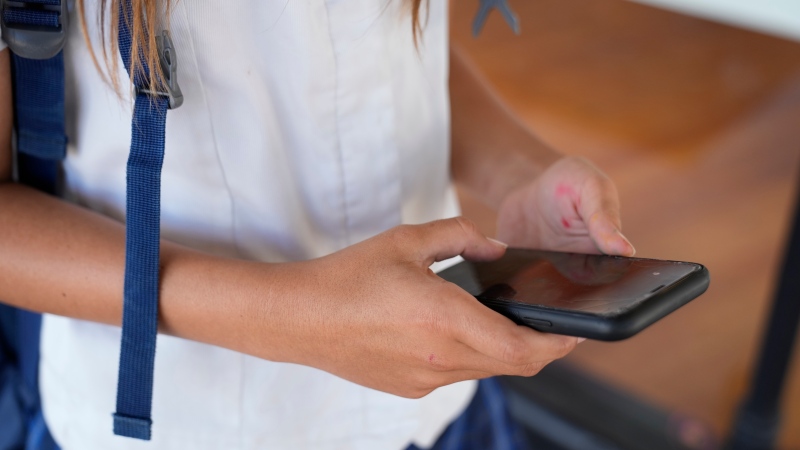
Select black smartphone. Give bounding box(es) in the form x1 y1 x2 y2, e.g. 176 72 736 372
437 249 710 341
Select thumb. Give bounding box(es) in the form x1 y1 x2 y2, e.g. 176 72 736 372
413 217 507 267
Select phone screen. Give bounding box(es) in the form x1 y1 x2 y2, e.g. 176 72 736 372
439 249 702 317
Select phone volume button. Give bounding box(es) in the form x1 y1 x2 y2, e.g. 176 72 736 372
524 318 553 327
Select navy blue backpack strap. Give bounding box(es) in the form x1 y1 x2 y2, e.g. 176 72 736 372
2 0 68 194
11 51 66 195
0 1 68 449
112 0 182 440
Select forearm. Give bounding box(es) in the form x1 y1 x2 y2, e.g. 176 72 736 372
0 47 297 362
449 45 561 208
0 183 295 361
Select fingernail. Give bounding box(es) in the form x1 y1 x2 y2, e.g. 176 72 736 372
615 230 636 256
488 238 508 248
577 337 587 343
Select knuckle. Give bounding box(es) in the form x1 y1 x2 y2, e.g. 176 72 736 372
453 216 480 238
417 299 451 335
409 373 440 397
419 313 443 337
500 338 528 366
390 225 420 251
411 387 434 399
427 355 455 372
519 361 545 377
399 386 428 399
391 224 417 242
553 338 578 358
428 285 466 331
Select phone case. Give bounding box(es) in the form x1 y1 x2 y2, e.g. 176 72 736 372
474 265 710 341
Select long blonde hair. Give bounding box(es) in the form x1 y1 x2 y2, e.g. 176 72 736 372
77 0 428 96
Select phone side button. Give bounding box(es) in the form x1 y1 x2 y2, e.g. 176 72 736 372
524 318 552 327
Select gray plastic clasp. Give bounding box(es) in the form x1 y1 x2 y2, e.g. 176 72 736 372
1 0 69 60
137 30 183 109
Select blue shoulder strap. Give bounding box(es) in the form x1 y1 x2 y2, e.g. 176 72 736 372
112 0 181 441
12 51 66 194
2 0 68 193
472 0 520 37
1 1 67 449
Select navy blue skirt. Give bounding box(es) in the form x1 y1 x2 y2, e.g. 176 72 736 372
407 378 529 450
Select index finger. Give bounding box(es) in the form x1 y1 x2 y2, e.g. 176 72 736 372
412 217 507 266
578 177 635 257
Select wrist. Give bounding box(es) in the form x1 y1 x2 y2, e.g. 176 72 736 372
156 246 300 362
231 259 315 363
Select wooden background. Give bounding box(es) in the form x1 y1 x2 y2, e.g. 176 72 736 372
450 0 800 447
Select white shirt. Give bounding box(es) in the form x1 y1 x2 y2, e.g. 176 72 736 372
29 0 477 449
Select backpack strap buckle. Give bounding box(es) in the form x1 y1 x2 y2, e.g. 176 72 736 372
1 0 69 60
135 30 183 110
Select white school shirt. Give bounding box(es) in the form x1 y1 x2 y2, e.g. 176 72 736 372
24 0 477 449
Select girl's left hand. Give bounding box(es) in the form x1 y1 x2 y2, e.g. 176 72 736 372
496 156 635 256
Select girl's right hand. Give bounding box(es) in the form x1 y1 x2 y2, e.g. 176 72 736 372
251 217 580 398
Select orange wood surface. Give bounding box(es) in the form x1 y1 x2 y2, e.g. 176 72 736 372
451 0 800 447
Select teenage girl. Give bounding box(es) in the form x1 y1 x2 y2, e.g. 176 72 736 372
0 0 635 448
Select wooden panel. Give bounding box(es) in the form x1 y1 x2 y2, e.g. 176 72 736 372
451 0 800 447
451 0 800 150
